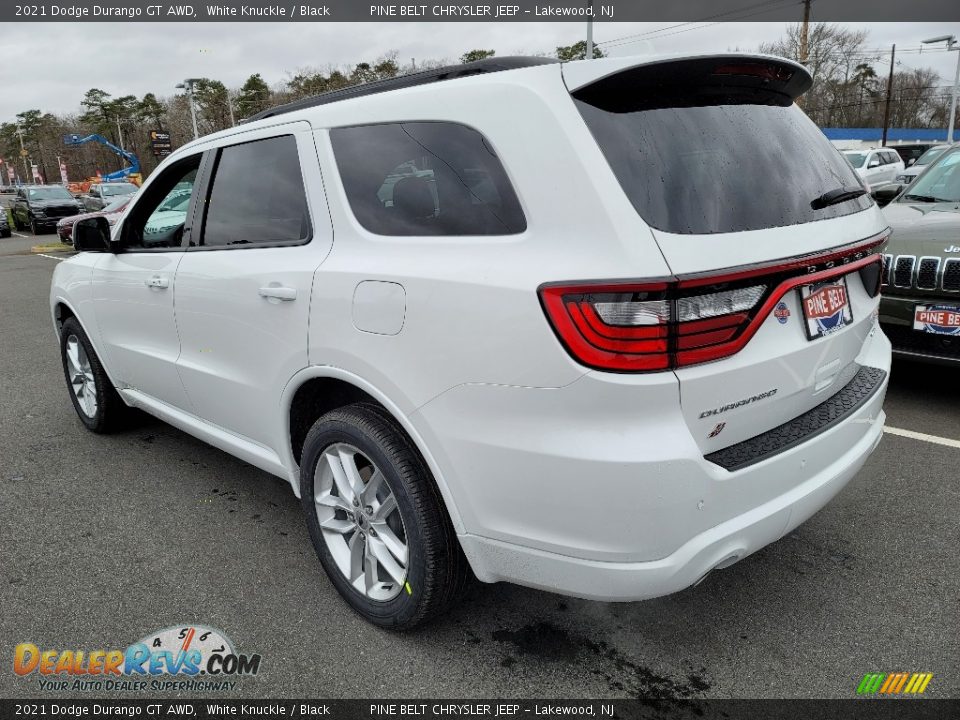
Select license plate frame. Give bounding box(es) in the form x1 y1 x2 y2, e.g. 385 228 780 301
799 276 853 340
913 304 960 335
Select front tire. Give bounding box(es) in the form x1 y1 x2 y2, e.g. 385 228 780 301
60 317 127 433
300 403 470 629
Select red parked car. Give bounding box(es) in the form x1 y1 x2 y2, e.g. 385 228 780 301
57 195 135 244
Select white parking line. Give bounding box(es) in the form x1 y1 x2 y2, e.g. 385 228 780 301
12 232 29 238
884 426 960 450
35 253 66 261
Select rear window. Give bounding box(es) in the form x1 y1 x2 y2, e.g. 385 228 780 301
573 60 871 235
330 121 526 236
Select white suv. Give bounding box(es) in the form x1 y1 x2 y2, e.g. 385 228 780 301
51 54 891 628
843 147 906 190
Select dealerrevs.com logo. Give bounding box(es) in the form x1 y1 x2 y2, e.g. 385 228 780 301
13 625 261 692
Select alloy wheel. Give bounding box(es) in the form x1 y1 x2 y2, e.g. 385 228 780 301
313 443 409 601
65 335 98 418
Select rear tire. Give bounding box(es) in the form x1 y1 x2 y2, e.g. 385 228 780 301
60 317 127 433
300 403 471 629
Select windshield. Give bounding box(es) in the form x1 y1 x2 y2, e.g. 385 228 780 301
915 146 947 167
101 183 137 197
574 74 868 234
103 197 133 213
843 152 868 169
901 148 960 203
27 187 74 201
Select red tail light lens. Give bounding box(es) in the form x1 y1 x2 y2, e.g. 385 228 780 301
539 236 887 373
540 283 765 372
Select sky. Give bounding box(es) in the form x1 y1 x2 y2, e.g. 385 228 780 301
0 21 958 121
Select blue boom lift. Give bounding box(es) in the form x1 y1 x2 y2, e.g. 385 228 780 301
63 133 140 181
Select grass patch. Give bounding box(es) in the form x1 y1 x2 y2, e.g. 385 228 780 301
31 242 73 253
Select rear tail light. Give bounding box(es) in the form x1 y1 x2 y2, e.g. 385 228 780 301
540 283 766 372
539 235 887 373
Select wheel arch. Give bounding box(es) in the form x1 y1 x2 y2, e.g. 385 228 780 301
53 297 121 390
281 367 465 533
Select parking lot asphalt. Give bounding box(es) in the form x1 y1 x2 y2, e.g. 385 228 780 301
0 248 957 700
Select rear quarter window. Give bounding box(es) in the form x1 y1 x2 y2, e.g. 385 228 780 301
330 121 526 236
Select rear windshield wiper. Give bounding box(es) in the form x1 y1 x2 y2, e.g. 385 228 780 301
811 186 867 210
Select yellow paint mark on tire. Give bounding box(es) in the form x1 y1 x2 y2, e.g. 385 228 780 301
405 581 412 596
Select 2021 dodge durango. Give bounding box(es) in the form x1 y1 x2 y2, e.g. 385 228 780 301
51 54 892 628
880 145 960 365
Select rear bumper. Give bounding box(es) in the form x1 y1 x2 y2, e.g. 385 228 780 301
415 327 890 601
460 390 884 601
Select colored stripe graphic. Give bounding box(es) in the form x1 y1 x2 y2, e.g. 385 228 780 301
857 673 932 695
857 674 886 694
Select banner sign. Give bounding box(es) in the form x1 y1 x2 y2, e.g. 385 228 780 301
150 130 172 157
2 0 957 22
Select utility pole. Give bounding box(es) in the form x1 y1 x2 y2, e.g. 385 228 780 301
586 0 594 60
799 0 811 65
115 116 125 152
15 123 29 180
881 44 896 147
227 93 236 127
795 0 811 108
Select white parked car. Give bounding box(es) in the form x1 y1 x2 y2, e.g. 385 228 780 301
843 148 905 189
895 144 951 185
51 54 891 628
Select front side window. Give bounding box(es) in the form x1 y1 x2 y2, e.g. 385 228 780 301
201 135 310 248
330 121 526 236
121 156 200 250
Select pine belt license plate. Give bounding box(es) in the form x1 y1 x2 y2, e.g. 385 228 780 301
913 305 960 335
800 277 852 340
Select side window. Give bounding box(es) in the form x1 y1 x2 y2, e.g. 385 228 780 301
330 121 526 236
200 135 310 248
121 156 200 251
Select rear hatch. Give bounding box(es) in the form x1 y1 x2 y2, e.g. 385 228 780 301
561 55 889 456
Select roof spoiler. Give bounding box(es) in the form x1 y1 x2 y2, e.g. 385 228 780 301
564 54 813 107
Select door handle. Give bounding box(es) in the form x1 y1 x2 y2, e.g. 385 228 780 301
259 286 297 302
145 275 169 289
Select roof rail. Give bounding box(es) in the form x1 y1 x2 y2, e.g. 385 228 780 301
244 56 559 123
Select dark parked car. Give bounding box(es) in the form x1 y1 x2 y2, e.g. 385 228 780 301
880 145 960 365
0 208 10 238
80 181 138 211
57 195 134 244
11 185 85 235
891 143 936 167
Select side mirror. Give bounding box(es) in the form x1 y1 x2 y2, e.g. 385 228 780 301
73 216 114 252
868 159 881 168
870 183 905 207
907 158 916 167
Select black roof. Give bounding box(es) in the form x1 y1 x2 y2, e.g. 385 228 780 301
244 56 559 123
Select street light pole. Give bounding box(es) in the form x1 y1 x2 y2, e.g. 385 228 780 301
585 0 594 60
923 35 959 144
176 79 201 140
